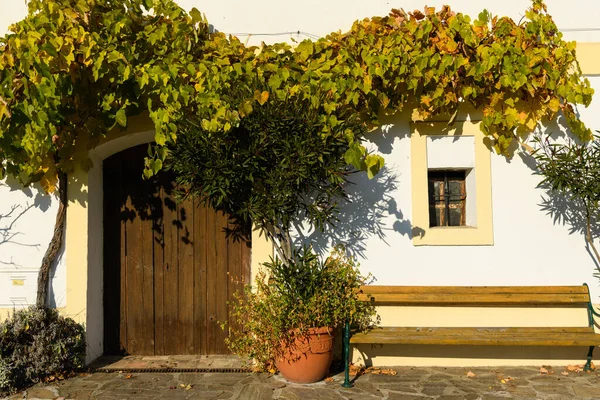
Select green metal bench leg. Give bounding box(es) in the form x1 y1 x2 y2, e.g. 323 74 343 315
584 346 595 372
342 321 352 388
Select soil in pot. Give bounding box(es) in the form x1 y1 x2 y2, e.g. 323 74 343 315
275 327 334 383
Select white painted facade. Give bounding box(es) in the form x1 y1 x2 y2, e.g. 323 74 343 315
1 0 600 362
2 1 600 43
0 182 65 310
298 86 600 298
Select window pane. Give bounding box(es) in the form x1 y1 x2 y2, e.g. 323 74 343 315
448 180 462 198
449 207 463 226
429 207 441 227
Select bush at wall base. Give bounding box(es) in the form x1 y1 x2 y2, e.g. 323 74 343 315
0 307 86 395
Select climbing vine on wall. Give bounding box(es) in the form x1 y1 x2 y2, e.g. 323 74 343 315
0 0 594 189
0 0 594 305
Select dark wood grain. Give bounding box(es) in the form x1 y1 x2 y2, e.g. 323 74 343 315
179 195 195 354
103 144 250 355
194 199 208 355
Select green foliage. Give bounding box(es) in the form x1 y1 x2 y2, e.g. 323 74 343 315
168 92 364 238
0 307 86 394
535 134 600 207
534 133 600 266
0 0 209 190
224 246 378 371
0 0 593 192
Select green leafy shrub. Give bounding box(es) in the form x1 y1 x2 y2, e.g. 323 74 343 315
0 307 86 394
534 133 600 270
224 246 378 371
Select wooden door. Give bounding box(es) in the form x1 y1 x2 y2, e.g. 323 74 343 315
103 144 250 355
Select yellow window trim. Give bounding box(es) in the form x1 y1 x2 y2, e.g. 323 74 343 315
411 121 493 246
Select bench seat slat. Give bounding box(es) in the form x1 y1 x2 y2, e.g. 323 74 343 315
350 327 600 346
354 327 594 334
357 293 591 305
359 286 590 295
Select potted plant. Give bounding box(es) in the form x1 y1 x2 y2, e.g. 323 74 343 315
224 245 378 383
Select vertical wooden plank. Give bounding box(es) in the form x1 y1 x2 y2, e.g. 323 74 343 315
215 211 230 354
153 182 165 355
125 172 145 355
243 233 252 286
194 198 208 355
162 180 179 355
119 157 129 354
225 219 240 348
140 185 155 355
206 206 218 354
178 193 195 354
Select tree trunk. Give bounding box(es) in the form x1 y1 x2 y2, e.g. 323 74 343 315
36 172 68 308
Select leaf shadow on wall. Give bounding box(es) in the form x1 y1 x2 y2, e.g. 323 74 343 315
521 114 600 271
0 179 49 267
538 190 600 272
293 165 425 259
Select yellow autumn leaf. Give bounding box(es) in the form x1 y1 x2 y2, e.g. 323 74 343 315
254 90 269 105
421 95 432 107
39 157 58 193
548 97 561 113
40 173 58 194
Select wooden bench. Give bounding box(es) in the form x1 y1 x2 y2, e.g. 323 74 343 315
341 284 600 387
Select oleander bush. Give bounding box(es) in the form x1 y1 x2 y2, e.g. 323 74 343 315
0 307 86 394
224 246 378 371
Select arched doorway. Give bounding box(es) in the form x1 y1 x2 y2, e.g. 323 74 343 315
102 144 250 355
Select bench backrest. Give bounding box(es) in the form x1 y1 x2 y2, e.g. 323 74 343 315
358 285 592 307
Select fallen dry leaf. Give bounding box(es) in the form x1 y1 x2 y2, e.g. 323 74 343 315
500 379 506 384
184 384 193 391
125 374 133 379
359 366 398 376
367 367 382 374
466 371 476 378
566 364 583 373
561 371 569 376
168 386 177 390
324 377 334 382
349 363 366 377
541 365 555 375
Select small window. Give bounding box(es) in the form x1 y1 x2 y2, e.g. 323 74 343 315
428 170 466 227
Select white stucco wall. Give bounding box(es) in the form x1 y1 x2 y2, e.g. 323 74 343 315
2 1 599 43
0 0 599 316
295 75 600 301
0 181 65 310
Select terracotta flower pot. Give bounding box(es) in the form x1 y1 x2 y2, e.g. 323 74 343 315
275 327 334 383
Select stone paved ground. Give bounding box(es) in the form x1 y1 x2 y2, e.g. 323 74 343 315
4 366 600 400
88 355 245 371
